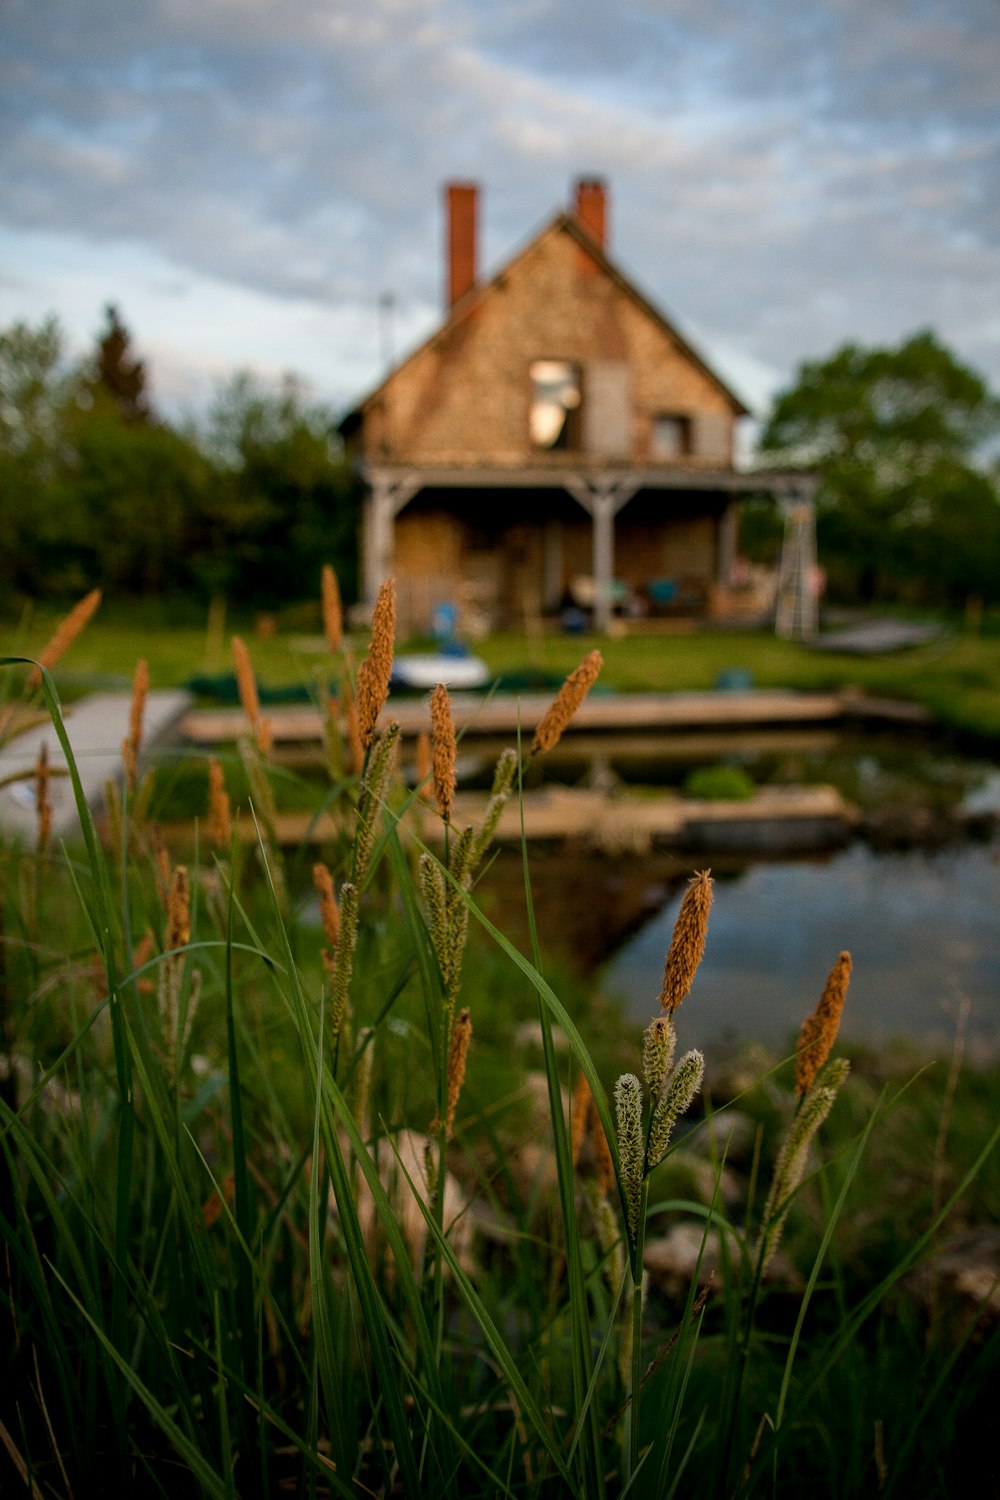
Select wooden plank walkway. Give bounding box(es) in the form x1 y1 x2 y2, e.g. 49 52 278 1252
0 690 192 847
180 688 855 747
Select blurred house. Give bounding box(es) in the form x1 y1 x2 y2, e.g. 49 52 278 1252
340 178 816 636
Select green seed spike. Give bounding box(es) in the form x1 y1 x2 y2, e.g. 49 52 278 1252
469 748 518 869
615 1073 644 1239
329 881 359 1042
642 1016 677 1103
646 1049 705 1170
756 1063 849 1274
418 853 448 974
356 721 400 881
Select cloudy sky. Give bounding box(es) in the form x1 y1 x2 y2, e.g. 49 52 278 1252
2 0 997 430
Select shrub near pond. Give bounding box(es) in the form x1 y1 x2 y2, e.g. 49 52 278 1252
2 582 999 1497
683 763 757 800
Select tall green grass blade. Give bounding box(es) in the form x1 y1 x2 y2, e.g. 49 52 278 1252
743 1114 1000 1495
318 1099 423 1496
48 1266 230 1499
386 1132 574 1488
308 1040 354 1480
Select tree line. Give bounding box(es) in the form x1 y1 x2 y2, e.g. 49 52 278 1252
0 307 359 608
2 308 998 612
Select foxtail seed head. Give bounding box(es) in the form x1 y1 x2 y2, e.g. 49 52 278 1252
531 649 602 755
415 730 433 802
795 950 852 1098
312 861 340 949
468 747 518 869
231 636 272 756
328 881 359 1041
122 657 149 792
430 682 457 822
207 758 232 848
642 1016 677 1103
757 1070 846 1273
356 578 396 749
571 1070 592 1169
614 1073 644 1240
444 1007 472 1139
646 1049 705 1170
341 675 363 776
27 588 102 689
321 564 343 654
355 721 400 881
658 870 713 1014
35 743 52 855
166 865 191 953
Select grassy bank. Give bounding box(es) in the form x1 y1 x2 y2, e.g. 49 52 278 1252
7 601 1000 742
2 596 998 1496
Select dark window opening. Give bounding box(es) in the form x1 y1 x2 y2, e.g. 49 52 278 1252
651 414 690 459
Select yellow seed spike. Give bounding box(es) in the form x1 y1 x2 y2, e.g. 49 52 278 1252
312 861 340 949
123 657 149 791
795 951 852 1098
356 578 396 750
415 729 433 802
35 743 51 854
207 758 232 848
166 865 191 953
530 649 602 755
570 1071 592 1169
28 588 102 688
658 870 714 1014
341 676 363 776
321 564 343 654
430 682 457 822
232 635 260 729
445 1008 472 1140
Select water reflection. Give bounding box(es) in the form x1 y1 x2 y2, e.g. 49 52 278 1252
603 842 1000 1049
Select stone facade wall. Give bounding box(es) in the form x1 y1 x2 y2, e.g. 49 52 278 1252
357 225 738 468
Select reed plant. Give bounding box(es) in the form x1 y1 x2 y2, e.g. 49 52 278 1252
1 580 998 1497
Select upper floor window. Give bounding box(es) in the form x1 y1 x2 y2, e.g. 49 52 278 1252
530 360 581 450
650 414 690 459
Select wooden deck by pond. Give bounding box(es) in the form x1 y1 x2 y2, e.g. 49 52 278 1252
220 783 857 855
179 687 930 747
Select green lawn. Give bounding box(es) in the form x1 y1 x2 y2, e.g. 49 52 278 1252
6 602 1000 741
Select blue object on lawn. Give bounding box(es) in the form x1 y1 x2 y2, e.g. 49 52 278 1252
715 667 754 692
432 602 458 646
648 579 677 607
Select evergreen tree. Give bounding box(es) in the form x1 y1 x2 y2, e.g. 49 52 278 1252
92 304 151 424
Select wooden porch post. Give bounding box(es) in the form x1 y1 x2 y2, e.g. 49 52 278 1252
718 500 738 585
363 470 421 603
564 476 640 633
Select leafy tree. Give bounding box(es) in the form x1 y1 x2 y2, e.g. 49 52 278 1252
759 331 1000 605
0 312 359 609
0 316 89 594
198 372 359 605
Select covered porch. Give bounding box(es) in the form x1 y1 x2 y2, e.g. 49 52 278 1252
359 463 819 638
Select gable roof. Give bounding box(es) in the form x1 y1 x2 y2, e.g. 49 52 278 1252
339 209 751 435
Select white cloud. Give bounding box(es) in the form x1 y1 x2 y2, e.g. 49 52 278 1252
1 0 997 412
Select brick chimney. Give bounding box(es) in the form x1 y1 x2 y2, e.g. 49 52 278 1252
573 177 607 251
445 182 478 309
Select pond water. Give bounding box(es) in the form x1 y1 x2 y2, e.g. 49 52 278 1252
472 728 1000 1052
602 840 1000 1051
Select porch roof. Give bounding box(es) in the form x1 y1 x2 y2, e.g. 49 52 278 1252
358 460 819 499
